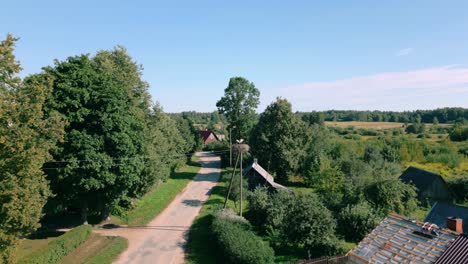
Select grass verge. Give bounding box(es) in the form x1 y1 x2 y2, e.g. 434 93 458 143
109 156 202 226
186 167 233 264
59 234 128 264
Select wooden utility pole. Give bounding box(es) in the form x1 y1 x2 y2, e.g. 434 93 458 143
224 152 239 209
240 150 243 217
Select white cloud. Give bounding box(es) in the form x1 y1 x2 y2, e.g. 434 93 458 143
265 65 468 111
396 48 414 57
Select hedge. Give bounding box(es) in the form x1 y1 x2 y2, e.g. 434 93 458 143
211 210 274 264
19 225 92 264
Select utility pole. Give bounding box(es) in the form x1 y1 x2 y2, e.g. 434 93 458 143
229 126 235 167
224 152 240 209
240 149 243 217
229 127 232 167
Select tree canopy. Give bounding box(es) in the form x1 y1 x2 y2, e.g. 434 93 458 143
216 77 260 142
0 34 64 262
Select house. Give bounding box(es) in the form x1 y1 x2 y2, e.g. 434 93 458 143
424 201 468 233
243 159 287 192
399 166 452 205
198 129 219 145
347 213 459 264
435 233 468 263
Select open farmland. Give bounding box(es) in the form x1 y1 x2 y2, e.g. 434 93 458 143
325 121 452 129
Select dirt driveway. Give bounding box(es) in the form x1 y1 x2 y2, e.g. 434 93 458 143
95 152 221 264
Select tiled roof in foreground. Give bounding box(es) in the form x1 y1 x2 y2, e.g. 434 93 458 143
348 213 458 264
434 234 468 264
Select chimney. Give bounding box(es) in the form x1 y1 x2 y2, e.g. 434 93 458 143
447 217 463 234
254 158 258 164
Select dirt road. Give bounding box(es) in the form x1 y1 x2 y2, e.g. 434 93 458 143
95 152 221 264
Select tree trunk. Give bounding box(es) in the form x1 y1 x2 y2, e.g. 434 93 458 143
81 201 88 225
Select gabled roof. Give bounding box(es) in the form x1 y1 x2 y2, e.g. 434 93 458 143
348 213 458 264
244 162 287 190
435 234 468 264
425 202 468 232
399 166 448 192
199 130 218 142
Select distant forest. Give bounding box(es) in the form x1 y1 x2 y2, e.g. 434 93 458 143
301 107 467 123
172 107 467 125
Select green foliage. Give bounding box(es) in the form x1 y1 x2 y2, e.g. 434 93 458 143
19 225 92 264
216 77 260 141
247 189 339 258
449 124 468 141
338 201 381 241
142 104 190 192
280 193 337 256
364 178 418 216
304 108 467 123
0 34 64 263
211 209 275 264
43 48 151 222
405 122 425 134
250 98 310 182
447 178 468 204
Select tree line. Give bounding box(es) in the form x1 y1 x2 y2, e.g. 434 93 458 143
299 108 467 124
0 34 200 262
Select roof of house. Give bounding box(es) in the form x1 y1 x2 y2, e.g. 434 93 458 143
434 234 468 264
244 162 287 190
348 213 458 264
399 166 448 192
425 202 468 232
199 130 219 142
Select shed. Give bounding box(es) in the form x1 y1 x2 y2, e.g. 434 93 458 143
399 166 452 205
243 160 287 192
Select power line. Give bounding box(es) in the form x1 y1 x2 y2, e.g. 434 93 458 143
41 150 230 170
44 149 230 164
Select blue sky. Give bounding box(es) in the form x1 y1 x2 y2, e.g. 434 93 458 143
2 0 468 112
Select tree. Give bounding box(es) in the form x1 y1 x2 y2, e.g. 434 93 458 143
44 47 150 222
338 201 381 241
141 104 188 193
0 34 64 262
216 77 260 141
281 193 337 257
250 98 310 182
364 178 418 216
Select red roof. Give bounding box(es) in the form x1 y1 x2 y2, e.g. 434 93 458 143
199 130 218 142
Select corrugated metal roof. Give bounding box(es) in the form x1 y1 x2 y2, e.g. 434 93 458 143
434 234 468 264
348 213 458 264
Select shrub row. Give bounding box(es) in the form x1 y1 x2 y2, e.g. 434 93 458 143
19 225 92 264
211 209 274 264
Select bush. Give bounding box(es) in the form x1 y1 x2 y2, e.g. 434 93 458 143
211 209 274 264
338 201 381 241
19 225 92 264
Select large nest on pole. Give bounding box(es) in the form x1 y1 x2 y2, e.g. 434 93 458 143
233 143 250 154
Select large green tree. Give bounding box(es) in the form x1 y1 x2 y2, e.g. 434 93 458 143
0 34 64 262
141 104 190 193
43 47 150 222
216 77 260 141
250 98 310 182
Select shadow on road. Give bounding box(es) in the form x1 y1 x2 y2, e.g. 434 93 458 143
100 224 191 231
